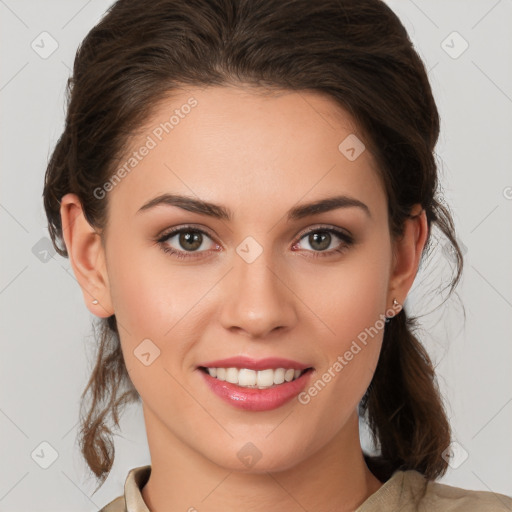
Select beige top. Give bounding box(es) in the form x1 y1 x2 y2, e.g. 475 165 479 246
99 465 512 511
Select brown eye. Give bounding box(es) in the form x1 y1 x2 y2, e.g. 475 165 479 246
157 226 219 259
176 231 203 251
293 227 354 258
307 231 332 251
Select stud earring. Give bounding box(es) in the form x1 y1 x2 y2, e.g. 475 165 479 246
92 299 99 305
385 298 401 322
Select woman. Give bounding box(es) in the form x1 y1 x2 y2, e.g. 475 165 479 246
42 0 512 510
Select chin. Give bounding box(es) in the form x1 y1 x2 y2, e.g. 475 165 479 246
206 438 310 474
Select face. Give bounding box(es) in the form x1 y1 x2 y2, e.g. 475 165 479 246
95 85 399 472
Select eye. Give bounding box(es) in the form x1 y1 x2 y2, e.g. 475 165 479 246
156 225 219 260
292 226 354 258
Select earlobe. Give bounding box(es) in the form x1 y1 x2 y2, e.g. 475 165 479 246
60 193 114 318
387 204 429 307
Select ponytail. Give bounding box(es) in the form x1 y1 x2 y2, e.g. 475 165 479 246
78 317 139 491
361 310 452 483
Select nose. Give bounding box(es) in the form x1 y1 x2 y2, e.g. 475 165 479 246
218 249 298 339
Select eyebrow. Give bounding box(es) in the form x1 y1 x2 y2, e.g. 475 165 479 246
136 193 371 221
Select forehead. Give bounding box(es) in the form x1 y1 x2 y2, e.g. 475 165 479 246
106 85 386 223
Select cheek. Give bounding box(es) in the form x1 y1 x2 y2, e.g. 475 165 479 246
298 240 390 403
105 239 213 379
107 237 191 338
306 245 390 349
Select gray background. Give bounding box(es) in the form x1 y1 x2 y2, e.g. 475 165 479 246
1 0 511 510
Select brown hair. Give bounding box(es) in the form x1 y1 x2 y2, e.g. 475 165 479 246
43 0 464 490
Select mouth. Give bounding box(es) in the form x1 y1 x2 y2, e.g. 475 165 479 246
198 366 314 389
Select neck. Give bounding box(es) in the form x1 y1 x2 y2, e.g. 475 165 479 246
140 404 383 512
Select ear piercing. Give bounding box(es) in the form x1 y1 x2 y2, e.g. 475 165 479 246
92 299 99 305
385 298 402 322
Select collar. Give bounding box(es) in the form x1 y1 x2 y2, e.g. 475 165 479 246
124 465 151 512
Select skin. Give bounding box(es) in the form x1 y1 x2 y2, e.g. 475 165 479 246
60 85 428 512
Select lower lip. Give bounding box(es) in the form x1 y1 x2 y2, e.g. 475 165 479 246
198 368 313 412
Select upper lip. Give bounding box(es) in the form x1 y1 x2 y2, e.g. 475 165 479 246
197 356 312 371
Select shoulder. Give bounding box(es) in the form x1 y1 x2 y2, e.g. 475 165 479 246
402 470 512 511
99 495 125 512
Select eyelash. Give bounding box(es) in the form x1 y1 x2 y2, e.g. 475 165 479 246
155 224 354 260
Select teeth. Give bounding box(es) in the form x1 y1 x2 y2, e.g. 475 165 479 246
239 368 257 386
206 367 305 388
273 368 285 385
226 367 239 384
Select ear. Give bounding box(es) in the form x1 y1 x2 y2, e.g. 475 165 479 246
387 204 429 311
59 193 114 318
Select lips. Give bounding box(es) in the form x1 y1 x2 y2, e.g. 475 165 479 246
195 356 315 411
199 366 314 411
